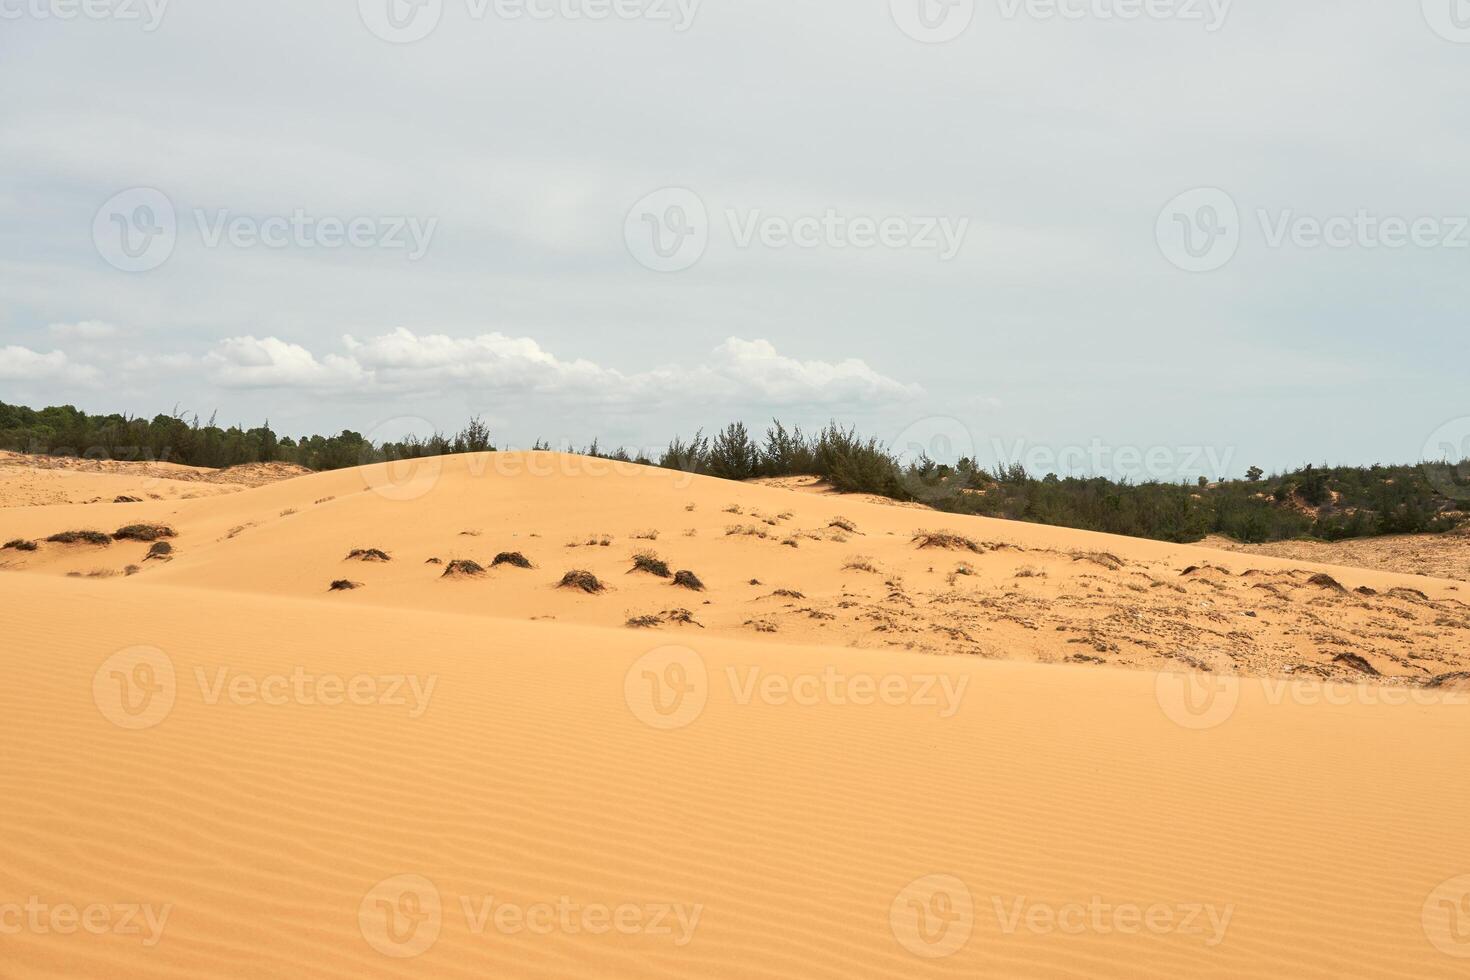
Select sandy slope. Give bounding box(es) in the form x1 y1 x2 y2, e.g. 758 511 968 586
1 452 1466 680
1205 529 1470 584
1 572 1469 977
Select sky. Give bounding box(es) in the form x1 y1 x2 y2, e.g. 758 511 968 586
1 0 1467 482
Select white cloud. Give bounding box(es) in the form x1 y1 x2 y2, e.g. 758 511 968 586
0 345 99 384
189 329 918 407
47 320 120 341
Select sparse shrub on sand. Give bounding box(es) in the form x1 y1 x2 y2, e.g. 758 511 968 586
672 570 705 591
626 614 663 628
329 579 363 591
114 495 141 503
559 570 606 594
745 619 778 633
1014 565 1046 578
1307 572 1348 593
723 504 743 515
279 508 297 517
124 564 141 576
346 548 392 562
492 551 534 569
684 503 697 512
953 562 976 576
632 529 660 541
912 530 981 552
829 516 858 534
113 523 176 543
145 541 173 560
772 588 805 599
47 530 112 546
627 608 703 629
1072 551 1124 571
780 537 799 548
425 557 443 565
843 557 879 573
631 551 672 578
726 525 770 539
442 560 486 578
2 538 37 552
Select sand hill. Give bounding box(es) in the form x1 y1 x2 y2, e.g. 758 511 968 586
2 452 1469 977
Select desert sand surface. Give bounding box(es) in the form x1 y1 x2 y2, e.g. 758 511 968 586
0 451 306 507
2 452 1470 977
2 451 1466 681
1205 529 1470 585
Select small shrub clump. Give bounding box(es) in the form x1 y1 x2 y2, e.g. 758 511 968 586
631 551 672 578
47 530 112 546
2 538 37 552
329 579 363 591
672 569 705 591
442 560 486 578
113 524 176 543
559 570 606 594
492 551 534 569
346 548 392 562
145 541 173 560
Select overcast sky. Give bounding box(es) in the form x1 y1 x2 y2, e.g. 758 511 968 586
2 0 1467 480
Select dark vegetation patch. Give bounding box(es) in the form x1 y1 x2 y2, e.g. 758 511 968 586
492 551 534 569
47 530 111 546
828 516 859 534
113 523 176 542
771 589 805 599
2 538 37 552
346 548 391 562
329 579 363 591
1306 573 1348 593
145 541 173 560
630 551 672 578
672 569 705 591
442 560 486 578
114 495 141 503
558 570 606 593
1332 652 1379 676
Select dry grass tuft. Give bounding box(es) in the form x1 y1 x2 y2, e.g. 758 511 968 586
2 538 37 552
113 523 176 543
346 548 392 562
329 579 363 591
492 551 534 569
912 530 981 552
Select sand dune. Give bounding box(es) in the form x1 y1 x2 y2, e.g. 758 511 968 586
2 452 1469 977
1 452 1465 679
